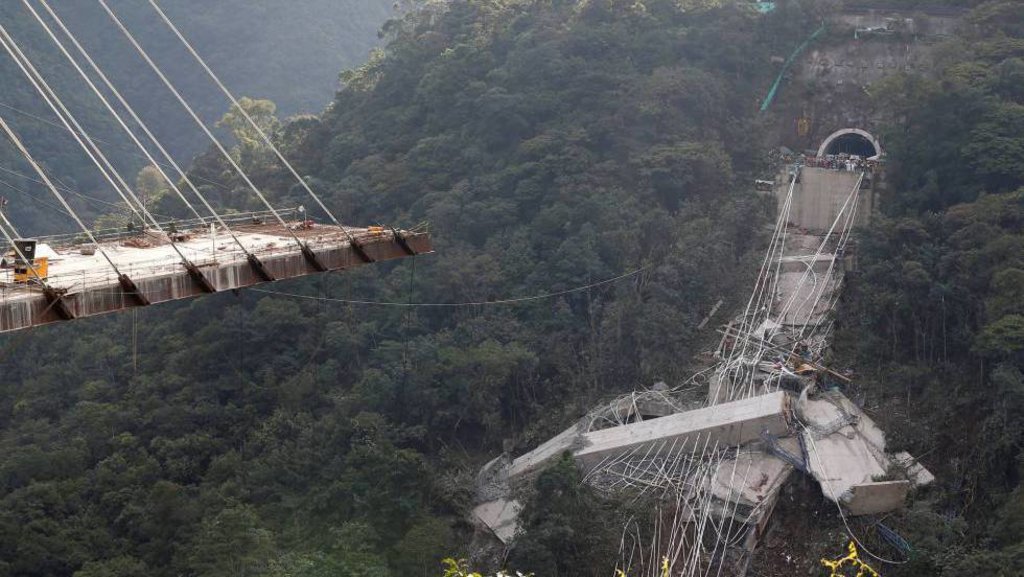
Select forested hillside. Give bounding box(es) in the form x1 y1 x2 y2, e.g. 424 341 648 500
0 0 822 575
0 0 393 235
831 1 1024 574
4 0 1024 576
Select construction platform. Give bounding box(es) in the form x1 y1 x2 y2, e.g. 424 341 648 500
0 218 431 333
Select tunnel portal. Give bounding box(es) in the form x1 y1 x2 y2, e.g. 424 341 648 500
817 128 881 158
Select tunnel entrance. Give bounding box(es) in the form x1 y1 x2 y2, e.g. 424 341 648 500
817 128 881 158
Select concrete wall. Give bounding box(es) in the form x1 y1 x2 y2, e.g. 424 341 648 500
774 167 873 231
836 6 963 37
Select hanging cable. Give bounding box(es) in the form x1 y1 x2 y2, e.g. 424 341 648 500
0 206 24 244
248 263 649 307
21 0 206 223
0 206 74 321
34 0 271 280
0 176 71 217
1 115 154 305
0 116 121 276
2 14 214 292
0 165 135 211
0 17 162 229
803 427 909 566
768 172 861 344
145 0 363 250
96 0 323 268
0 97 241 196
0 23 148 224
23 0 219 289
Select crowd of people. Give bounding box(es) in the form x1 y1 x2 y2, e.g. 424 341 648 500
772 147 881 173
801 152 877 172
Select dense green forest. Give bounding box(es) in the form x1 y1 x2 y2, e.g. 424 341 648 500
3 0 1024 576
830 2 1024 573
0 0 393 235
1 0 805 574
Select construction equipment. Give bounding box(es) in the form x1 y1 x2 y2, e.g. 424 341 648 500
8 239 48 283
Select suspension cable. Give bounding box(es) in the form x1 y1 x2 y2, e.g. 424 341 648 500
21 0 206 223
0 16 212 289
146 0 360 246
96 0 312 256
0 26 171 237
0 116 122 275
0 175 72 217
248 264 650 307
0 23 147 224
768 171 861 343
0 97 236 196
0 207 52 290
34 0 263 266
0 205 23 239
0 165 177 219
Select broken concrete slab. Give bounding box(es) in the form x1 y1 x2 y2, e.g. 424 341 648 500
799 391 924 515
709 447 794 510
507 422 584 480
476 455 512 502
893 451 935 487
779 167 868 231
827 392 886 450
803 424 887 498
776 270 839 326
779 254 839 274
798 394 858 439
576 391 791 470
472 498 522 545
843 480 912 516
507 390 699 484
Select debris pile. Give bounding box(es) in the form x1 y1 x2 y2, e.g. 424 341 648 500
471 166 932 575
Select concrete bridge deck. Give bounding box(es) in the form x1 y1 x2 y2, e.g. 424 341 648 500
0 221 431 333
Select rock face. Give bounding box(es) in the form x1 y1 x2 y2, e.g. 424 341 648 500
771 6 967 155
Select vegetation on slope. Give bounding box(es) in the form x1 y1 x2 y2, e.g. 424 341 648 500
0 0 826 575
11 0 1024 575
832 2 1024 574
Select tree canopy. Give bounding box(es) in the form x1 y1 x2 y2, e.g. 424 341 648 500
4 0 1024 576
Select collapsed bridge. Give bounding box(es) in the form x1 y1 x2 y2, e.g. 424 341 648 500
471 153 931 575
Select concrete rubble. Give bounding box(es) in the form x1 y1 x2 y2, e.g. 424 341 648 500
471 164 934 574
704 443 797 525
471 498 522 545
576 392 790 469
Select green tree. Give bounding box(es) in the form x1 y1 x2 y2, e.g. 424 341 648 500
188 505 275 577
217 97 281 172
73 557 148 577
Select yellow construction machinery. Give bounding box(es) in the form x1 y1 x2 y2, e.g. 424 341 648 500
5 239 48 283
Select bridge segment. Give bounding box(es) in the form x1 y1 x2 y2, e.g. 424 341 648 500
0 221 431 333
